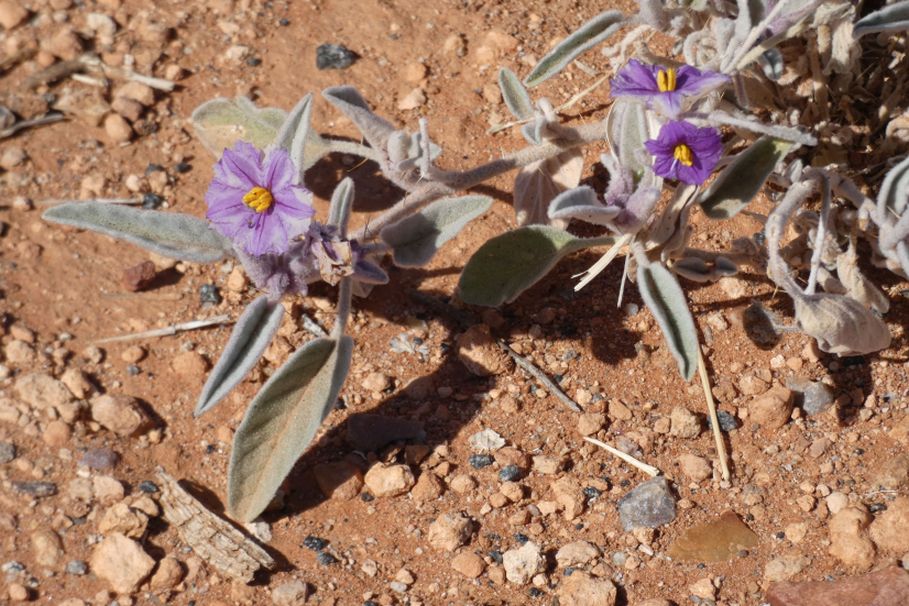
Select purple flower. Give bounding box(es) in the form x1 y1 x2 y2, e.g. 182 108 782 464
610 59 729 116
205 141 314 256
644 121 723 185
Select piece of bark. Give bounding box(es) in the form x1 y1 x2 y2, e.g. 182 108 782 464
155 467 275 583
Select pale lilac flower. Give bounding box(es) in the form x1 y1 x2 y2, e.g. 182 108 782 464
205 141 314 256
644 121 723 185
610 59 729 116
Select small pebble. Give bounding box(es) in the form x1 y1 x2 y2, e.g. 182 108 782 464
66 560 88 575
12 481 57 497
78 448 120 470
0 442 16 464
174 162 191 173
138 480 159 493
303 536 328 551
200 283 222 304
498 465 522 482
469 454 494 469
316 43 357 69
514 533 529 545
317 552 338 566
706 410 740 432
142 193 164 209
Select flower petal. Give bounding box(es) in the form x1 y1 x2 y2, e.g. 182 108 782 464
675 65 730 99
610 59 659 97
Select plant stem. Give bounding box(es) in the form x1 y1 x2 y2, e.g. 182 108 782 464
333 278 353 339
324 138 383 163
351 120 608 241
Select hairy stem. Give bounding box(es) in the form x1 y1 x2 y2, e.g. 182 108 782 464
352 120 609 241
333 277 353 339
324 138 383 163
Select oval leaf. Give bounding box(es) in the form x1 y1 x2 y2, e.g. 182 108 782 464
43 202 232 263
458 226 609 306
606 98 658 183
498 68 534 120
274 94 325 174
548 186 620 225
515 149 584 226
380 195 492 267
854 0 909 38
793 294 891 356
698 137 792 219
195 296 285 417
228 336 354 522
322 86 395 151
328 177 355 238
191 97 286 157
524 10 625 87
637 261 698 381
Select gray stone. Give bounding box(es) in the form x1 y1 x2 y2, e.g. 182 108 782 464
66 560 88 575
271 579 309 605
78 448 120 470
12 481 57 498
0 441 16 464
316 43 357 70
790 380 835 416
617 477 677 530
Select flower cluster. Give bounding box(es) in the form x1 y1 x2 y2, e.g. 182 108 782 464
205 141 385 299
611 60 728 186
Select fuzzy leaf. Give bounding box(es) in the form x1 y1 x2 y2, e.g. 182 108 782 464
548 186 620 225
877 154 909 216
191 97 286 157
525 10 625 87
381 195 492 267
459 226 607 306
322 86 395 151
514 149 584 225
607 98 655 182
854 0 909 38
698 137 792 219
328 178 355 237
836 244 890 313
228 336 353 522
273 94 326 173
195 297 284 417
637 261 698 381
793 294 891 356
498 68 534 120
43 202 232 263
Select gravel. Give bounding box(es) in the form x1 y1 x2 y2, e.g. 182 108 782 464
316 43 357 70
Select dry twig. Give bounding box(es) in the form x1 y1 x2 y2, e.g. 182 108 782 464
0 113 65 140
498 339 582 412
583 436 661 477
698 349 731 481
93 315 231 344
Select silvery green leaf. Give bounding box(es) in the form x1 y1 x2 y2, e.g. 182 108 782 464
548 186 620 225
607 98 656 182
520 115 545 146
43 202 232 263
636 261 698 381
836 243 890 314
854 0 909 38
793 293 891 356
514 149 584 226
322 86 395 151
195 296 284 417
380 195 492 267
228 335 353 522
877 154 909 216
191 97 286 157
524 10 625 87
458 226 612 306
498 68 534 120
698 137 792 219
328 177 355 237
274 94 325 174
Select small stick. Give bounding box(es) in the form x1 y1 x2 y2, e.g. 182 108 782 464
300 312 328 338
498 340 582 413
23 60 85 89
80 55 175 91
583 436 661 477
0 113 65 139
697 349 731 481
94 315 231 344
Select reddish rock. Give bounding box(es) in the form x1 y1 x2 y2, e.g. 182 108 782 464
122 260 157 292
767 566 909 606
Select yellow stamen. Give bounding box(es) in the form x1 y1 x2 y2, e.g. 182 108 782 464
673 144 694 167
242 186 273 213
657 67 677 93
